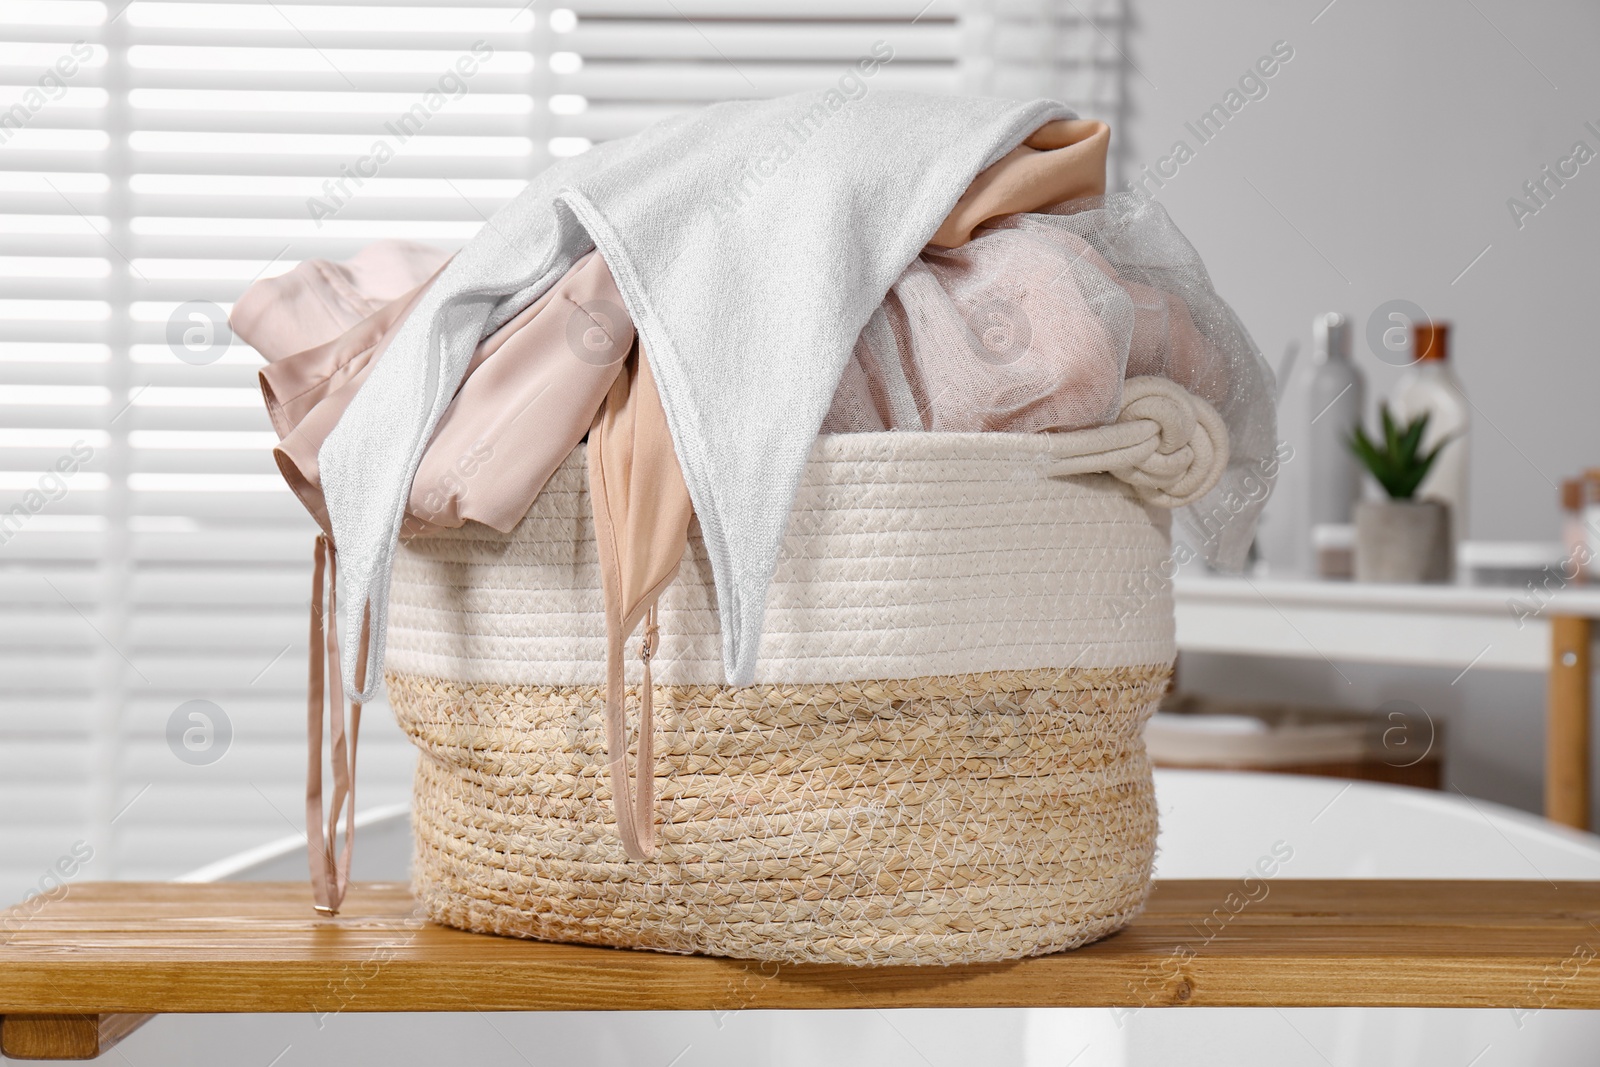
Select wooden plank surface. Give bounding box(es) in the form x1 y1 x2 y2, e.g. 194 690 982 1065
2 880 1599 1014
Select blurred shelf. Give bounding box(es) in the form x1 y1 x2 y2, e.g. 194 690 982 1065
1173 572 1595 830
1176 573 1600 671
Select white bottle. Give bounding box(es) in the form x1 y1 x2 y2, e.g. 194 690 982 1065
1306 312 1365 527
1392 322 1470 549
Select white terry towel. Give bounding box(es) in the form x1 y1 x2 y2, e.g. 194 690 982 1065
320 89 1074 698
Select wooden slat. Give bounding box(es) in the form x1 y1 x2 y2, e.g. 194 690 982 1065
2 880 1600 1016
0 1013 153 1060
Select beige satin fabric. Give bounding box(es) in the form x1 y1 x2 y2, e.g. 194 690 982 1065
588 344 694 860
930 118 1110 248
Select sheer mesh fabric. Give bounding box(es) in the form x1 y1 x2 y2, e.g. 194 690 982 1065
822 192 1276 569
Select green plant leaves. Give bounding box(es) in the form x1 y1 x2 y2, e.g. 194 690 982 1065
1348 404 1450 500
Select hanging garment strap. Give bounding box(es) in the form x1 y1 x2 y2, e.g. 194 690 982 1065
604 602 660 861
587 344 693 861
307 532 364 915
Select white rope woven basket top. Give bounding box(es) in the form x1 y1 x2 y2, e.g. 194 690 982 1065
386 431 1178 966
387 431 1176 687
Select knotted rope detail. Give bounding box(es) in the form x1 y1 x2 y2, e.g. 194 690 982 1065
1045 376 1228 507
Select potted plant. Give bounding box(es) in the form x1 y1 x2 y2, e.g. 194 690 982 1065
1348 405 1453 583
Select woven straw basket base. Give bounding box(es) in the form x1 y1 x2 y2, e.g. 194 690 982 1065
391 662 1167 967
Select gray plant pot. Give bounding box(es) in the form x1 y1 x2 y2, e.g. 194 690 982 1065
1354 499 1453 583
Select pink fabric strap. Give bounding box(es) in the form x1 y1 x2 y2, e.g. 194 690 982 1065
604 602 659 861
306 533 363 915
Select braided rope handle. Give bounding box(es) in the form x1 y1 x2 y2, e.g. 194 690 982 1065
1043 376 1229 508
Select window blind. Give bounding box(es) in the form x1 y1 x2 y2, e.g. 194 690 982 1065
0 0 1126 900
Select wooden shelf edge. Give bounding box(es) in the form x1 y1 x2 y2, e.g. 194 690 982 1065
3 880 1599 1017
5 957 1600 1014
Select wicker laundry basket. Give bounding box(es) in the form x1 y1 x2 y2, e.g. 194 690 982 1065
384 432 1175 966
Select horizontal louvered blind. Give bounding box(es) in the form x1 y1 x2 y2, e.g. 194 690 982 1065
549 0 1126 146
0 0 1124 901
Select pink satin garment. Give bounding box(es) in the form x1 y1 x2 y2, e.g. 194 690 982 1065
233 239 452 365
250 249 634 539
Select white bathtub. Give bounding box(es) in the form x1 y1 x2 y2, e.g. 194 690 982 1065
56 771 1600 1067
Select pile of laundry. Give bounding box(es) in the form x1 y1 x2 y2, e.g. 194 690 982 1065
232 93 1275 698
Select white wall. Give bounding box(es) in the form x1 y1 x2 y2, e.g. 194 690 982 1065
1122 0 1600 549
1120 0 1600 824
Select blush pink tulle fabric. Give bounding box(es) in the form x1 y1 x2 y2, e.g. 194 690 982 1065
821 206 1231 436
